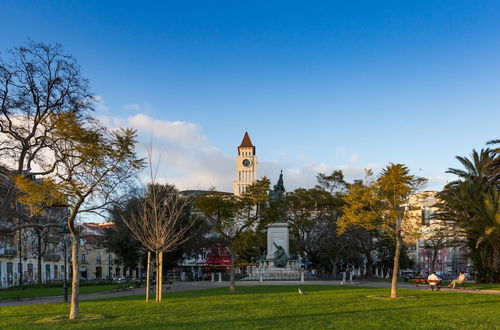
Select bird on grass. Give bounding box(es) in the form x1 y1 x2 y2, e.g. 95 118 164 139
298 288 305 295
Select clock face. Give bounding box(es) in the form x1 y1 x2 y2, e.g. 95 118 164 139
242 159 252 167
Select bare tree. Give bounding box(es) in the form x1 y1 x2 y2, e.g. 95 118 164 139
421 221 462 273
27 209 66 283
120 153 195 302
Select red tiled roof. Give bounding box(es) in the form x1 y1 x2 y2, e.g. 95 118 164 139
238 132 255 155
239 132 254 147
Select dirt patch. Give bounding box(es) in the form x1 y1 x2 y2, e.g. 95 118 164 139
36 313 105 323
366 295 417 300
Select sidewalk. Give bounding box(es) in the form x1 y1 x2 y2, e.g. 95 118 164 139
0 281 217 307
1 280 498 307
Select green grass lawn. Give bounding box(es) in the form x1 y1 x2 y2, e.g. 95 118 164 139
0 284 129 301
1 285 499 329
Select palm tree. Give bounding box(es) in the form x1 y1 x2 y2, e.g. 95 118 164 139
437 143 499 282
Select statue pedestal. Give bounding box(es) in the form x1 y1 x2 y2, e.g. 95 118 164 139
266 222 290 260
243 220 302 281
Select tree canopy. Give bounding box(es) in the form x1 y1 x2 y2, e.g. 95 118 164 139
437 144 499 282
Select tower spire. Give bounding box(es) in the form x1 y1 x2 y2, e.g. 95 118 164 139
238 132 255 155
233 132 257 195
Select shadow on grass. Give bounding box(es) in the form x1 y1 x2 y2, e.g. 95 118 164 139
116 299 500 329
84 284 500 307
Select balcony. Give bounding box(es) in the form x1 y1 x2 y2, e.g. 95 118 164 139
44 252 62 262
0 248 16 257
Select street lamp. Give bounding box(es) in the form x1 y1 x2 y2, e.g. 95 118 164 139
60 224 70 303
18 236 22 286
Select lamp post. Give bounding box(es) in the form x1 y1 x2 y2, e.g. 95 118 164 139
60 224 70 303
18 236 23 286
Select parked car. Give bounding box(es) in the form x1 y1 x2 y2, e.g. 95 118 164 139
113 276 126 283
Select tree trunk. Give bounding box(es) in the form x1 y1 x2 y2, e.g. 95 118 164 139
229 255 236 293
431 249 438 273
390 234 402 298
37 233 42 284
365 253 373 279
493 245 500 283
155 252 159 302
146 251 150 302
69 233 80 319
158 252 163 302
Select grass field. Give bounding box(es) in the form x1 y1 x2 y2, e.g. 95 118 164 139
0 284 129 301
0 285 499 329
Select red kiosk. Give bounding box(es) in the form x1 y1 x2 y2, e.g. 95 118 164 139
204 243 231 279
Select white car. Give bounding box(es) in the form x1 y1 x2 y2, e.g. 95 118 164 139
113 276 126 283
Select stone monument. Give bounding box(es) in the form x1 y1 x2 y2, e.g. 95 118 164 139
244 171 302 280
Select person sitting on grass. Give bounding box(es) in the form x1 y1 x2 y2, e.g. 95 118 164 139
448 272 466 289
427 272 441 291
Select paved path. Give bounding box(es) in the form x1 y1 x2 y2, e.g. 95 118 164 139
1 280 498 307
0 281 218 307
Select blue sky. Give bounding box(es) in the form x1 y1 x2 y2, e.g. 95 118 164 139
1 1 499 191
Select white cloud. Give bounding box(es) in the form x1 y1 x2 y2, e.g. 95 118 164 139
101 113 234 192
350 152 359 162
123 104 141 111
99 114 390 192
93 95 109 112
259 160 383 191
426 175 452 190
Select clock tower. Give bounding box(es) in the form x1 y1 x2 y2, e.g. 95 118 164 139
233 132 257 196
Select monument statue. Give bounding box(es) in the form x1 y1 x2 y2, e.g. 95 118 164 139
273 242 288 267
269 170 285 201
243 171 301 280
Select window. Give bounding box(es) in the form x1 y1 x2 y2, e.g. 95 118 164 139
7 262 13 285
81 254 86 262
96 266 102 279
45 264 51 280
421 208 433 225
96 254 101 264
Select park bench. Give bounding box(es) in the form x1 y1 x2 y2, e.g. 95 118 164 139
411 278 442 290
